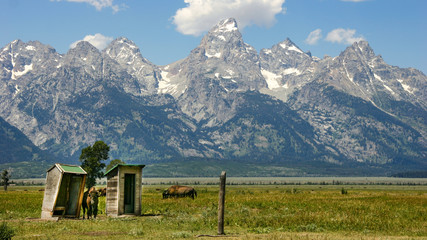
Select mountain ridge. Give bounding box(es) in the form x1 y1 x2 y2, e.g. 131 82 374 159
0 18 425 177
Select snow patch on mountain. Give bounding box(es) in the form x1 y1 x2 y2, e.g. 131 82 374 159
158 70 183 95
25 45 36 51
280 43 304 54
343 60 353 82
226 69 235 75
383 84 395 94
214 18 238 33
13 85 20 96
398 79 415 94
283 68 301 75
374 73 395 94
374 73 384 82
205 51 221 58
261 69 281 89
11 64 33 80
158 71 172 92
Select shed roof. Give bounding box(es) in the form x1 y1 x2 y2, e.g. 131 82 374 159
47 163 87 174
104 164 145 176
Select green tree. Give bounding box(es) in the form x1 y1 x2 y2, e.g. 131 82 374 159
79 141 110 188
106 159 125 172
1 170 10 191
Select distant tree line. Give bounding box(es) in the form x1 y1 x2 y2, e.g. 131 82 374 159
391 171 427 178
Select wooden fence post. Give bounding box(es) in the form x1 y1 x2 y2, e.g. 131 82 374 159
218 171 226 235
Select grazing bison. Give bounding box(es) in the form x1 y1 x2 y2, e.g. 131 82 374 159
163 185 197 199
82 187 99 219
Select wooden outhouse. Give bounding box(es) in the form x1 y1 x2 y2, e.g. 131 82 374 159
41 163 87 220
104 164 145 217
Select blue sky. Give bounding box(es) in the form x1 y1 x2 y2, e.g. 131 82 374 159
1 0 426 73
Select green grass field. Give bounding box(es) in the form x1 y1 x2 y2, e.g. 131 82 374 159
1 183 426 239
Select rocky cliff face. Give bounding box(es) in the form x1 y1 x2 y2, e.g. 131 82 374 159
260 39 426 165
0 18 425 173
104 37 160 95
260 38 314 91
0 38 197 161
159 18 267 126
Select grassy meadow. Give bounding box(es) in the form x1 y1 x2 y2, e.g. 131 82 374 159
0 180 426 239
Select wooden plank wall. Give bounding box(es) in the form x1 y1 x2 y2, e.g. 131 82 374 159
41 167 62 218
106 166 143 216
106 168 119 216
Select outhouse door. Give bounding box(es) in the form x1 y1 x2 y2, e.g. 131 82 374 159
55 174 83 216
124 174 135 213
65 175 83 215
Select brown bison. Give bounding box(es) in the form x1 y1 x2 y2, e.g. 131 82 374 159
82 187 99 219
163 185 197 199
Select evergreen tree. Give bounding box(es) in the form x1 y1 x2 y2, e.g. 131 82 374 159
1 169 10 191
79 141 110 188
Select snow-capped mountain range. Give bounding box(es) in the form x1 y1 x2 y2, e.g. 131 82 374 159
1 18 426 175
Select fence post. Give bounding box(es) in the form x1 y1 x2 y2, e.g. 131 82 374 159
218 171 226 235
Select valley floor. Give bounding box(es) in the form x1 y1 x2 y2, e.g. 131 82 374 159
1 183 426 239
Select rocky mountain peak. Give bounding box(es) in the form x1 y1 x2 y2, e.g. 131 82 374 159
68 41 100 57
65 41 101 66
107 37 138 52
4 39 23 50
340 40 376 61
0 40 60 80
212 18 239 34
169 18 262 83
194 18 264 89
1 40 32 78
104 37 151 65
110 37 136 47
259 37 313 93
196 18 246 60
62 41 103 79
278 38 305 54
0 33 426 176
260 37 310 61
103 37 159 95
157 18 265 125
353 41 375 55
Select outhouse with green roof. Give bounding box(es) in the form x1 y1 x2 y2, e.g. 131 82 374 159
104 164 145 217
41 163 87 220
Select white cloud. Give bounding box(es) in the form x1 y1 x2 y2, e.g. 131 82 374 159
325 28 365 45
172 0 286 36
70 33 114 50
51 0 124 13
305 29 322 45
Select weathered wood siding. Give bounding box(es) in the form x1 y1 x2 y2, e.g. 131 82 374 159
106 165 143 216
41 167 62 219
106 168 119 216
41 164 87 219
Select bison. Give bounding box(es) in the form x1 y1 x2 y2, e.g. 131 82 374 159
162 185 197 199
82 187 99 219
